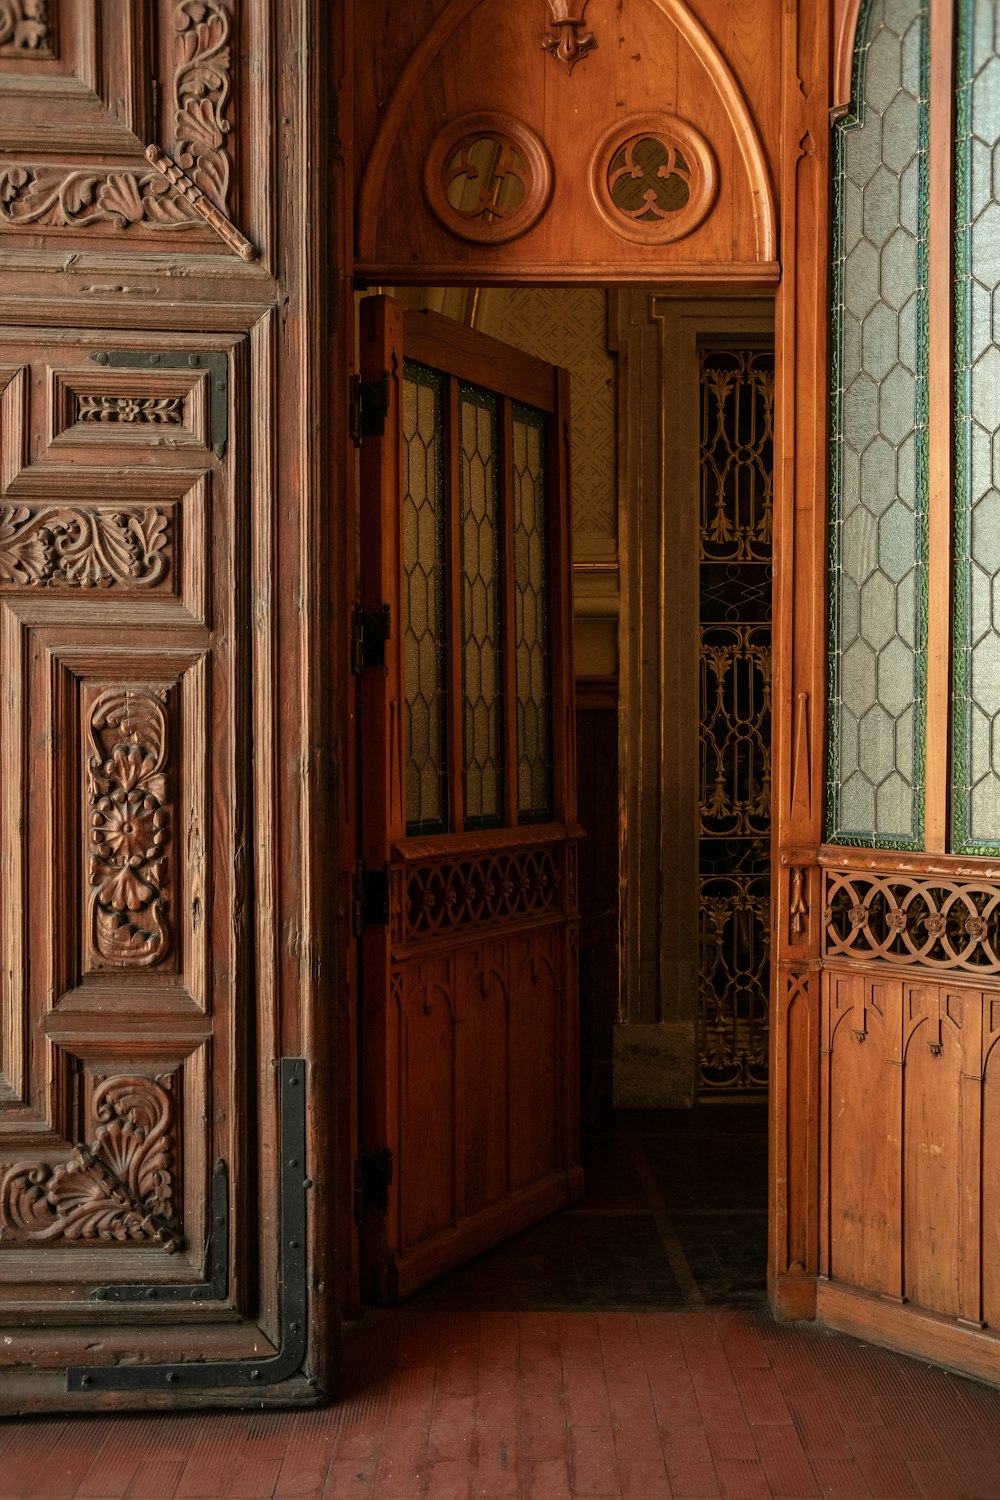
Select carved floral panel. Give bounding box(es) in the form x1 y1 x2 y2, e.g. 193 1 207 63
86 687 174 971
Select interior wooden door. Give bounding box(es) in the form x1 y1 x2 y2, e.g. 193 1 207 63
357 297 583 1301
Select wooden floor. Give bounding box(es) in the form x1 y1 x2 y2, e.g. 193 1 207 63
3 1309 1000 1498
3 1112 1000 1498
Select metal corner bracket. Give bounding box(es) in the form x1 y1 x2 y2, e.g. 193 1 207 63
88 349 229 459
67 1058 311 1394
88 1159 229 1305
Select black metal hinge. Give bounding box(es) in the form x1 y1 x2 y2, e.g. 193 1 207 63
351 605 391 674
89 349 229 458
349 373 391 446
354 1147 393 1225
352 862 390 936
67 1058 312 1395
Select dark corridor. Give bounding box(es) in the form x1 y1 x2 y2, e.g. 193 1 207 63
405 1106 768 1313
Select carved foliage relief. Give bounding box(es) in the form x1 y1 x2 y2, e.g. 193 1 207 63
88 689 173 970
0 1074 181 1251
0 505 170 588
0 0 234 233
0 0 51 55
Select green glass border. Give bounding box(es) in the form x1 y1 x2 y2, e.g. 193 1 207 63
825 0 930 850
950 0 1000 854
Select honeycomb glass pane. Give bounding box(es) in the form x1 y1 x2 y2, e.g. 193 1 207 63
512 403 552 822
402 362 448 834
827 0 928 847
954 1 1000 850
459 383 503 827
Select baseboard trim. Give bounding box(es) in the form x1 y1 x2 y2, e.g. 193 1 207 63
817 1279 1000 1387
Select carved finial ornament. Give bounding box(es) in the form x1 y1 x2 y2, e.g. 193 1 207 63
542 0 596 75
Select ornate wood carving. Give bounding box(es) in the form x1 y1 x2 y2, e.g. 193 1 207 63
0 0 234 235
0 1074 181 1252
541 0 596 75
88 689 172 968
0 504 170 588
790 865 808 938
824 869 1000 974
76 395 183 426
144 144 255 259
395 841 563 946
423 113 553 245
0 0 51 55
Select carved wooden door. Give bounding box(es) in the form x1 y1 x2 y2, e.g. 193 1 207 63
357 297 583 1301
0 0 334 1410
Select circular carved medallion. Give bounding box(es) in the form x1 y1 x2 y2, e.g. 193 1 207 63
589 114 716 244
423 113 553 245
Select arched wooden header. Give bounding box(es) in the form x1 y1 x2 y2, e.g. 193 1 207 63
354 0 780 285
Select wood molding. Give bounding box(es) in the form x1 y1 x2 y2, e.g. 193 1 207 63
833 0 865 115
649 0 777 260
817 1279 1000 1388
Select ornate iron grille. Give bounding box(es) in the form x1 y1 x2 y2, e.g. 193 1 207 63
698 348 774 1093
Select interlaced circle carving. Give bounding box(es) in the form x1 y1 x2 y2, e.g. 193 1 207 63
423 112 553 245
589 114 716 245
396 844 563 946
824 869 1000 973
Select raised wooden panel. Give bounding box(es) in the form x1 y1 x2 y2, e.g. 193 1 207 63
902 985 963 1319
354 0 780 282
0 327 244 1310
982 1018 1000 1330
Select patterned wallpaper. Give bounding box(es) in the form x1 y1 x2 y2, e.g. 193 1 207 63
491 288 617 556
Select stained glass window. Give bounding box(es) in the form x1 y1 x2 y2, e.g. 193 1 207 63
953 0 1000 851
827 0 928 848
402 361 448 834
459 383 504 827
512 404 552 821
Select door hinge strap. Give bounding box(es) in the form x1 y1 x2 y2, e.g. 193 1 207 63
353 863 390 936
89 1159 229 1304
351 605 391 675
350 373 391 446
67 1059 312 1394
354 1147 393 1225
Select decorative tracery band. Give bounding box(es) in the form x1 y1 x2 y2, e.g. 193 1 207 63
395 842 565 947
0 505 170 588
824 868 1000 973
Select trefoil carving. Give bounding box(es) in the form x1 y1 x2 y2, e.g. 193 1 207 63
0 1075 181 1252
542 0 596 75
88 689 173 968
0 504 170 588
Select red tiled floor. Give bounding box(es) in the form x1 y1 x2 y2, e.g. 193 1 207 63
3 1311 1000 1498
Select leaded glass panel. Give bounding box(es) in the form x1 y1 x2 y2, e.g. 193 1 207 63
827 0 928 848
402 361 448 835
698 349 773 1094
459 383 504 826
954 0 1000 851
512 403 552 822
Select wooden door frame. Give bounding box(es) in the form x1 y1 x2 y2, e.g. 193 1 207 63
336 1 834 1328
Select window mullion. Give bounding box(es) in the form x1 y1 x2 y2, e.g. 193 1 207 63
925 0 956 853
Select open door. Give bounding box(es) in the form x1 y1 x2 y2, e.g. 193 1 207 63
356 297 583 1301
